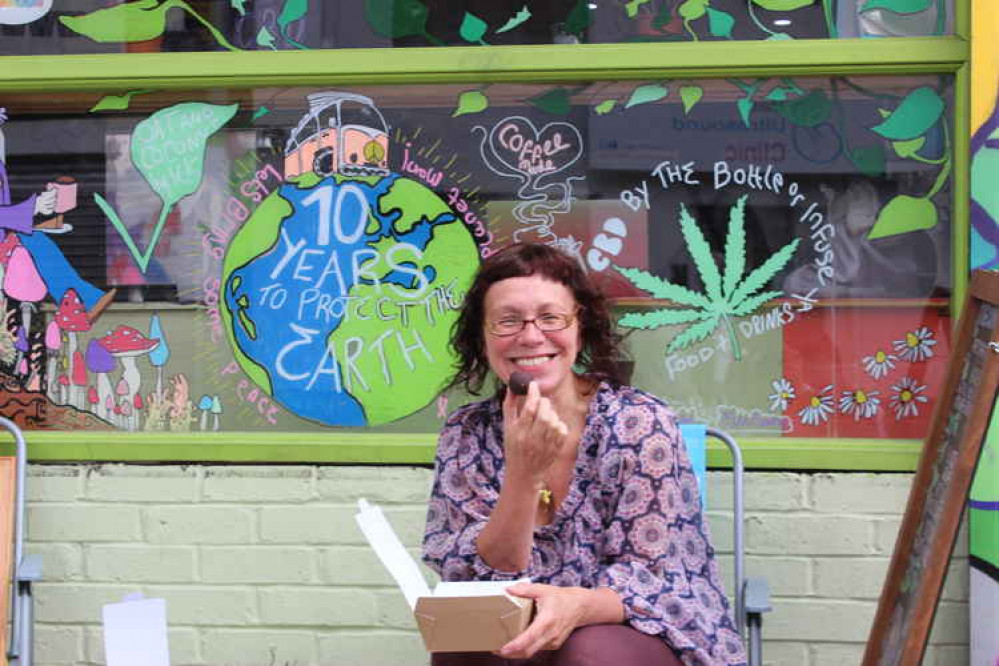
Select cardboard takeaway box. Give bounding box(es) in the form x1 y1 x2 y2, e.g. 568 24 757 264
354 499 534 653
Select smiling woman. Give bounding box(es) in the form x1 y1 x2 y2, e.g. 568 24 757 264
423 243 745 665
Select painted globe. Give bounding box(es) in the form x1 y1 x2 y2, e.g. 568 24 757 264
222 173 479 426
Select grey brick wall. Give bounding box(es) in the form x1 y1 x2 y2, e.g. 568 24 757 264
24 465 968 666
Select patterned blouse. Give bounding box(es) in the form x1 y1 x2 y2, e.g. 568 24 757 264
422 381 747 666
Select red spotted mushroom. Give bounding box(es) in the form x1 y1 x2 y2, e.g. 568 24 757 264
99 326 159 431
54 289 92 408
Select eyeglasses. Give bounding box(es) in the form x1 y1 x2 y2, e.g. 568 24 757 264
486 310 579 337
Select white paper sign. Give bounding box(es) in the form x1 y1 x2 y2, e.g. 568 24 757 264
102 595 170 666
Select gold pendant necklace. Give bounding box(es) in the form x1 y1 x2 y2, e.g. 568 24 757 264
539 488 553 507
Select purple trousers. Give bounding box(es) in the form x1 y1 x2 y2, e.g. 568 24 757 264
430 624 683 666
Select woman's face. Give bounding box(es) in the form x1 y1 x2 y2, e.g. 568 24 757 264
482 275 581 397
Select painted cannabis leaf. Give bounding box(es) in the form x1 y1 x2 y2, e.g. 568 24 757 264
616 195 799 361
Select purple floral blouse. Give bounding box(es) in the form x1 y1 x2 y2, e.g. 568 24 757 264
422 382 747 666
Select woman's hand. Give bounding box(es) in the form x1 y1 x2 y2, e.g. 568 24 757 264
498 583 587 659
502 381 569 485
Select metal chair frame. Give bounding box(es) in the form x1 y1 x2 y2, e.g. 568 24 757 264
699 426 772 666
2 417 41 666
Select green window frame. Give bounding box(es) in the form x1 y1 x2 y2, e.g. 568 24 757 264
0 3 972 470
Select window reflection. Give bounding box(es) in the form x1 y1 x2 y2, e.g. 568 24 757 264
0 0 954 56
0 75 955 436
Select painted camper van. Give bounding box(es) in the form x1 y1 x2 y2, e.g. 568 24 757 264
284 92 390 179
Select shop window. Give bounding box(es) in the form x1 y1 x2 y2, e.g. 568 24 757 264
0 74 954 440
0 0 953 56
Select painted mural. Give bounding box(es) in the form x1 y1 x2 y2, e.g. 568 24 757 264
0 72 956 438
0 0 954 56
969 0 998 662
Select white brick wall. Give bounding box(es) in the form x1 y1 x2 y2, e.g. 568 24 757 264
23 465 968 666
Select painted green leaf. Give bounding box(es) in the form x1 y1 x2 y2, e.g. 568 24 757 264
60 0 168 42
666 316 720 354
614 266 712 308
251 106 271 121
365 0 431 39
257 25 277 49
731 290 783 317
849 144 887 177
766 32 793 40
860 0 933 14
729 238 801 305
459 11 489 43
528 88 572 115
90 90 153 113
132 103 239 208
595 100 617 115
680 86 703 114
277 0 309 29
60 0 239 50
230 0 246 15
625 0 651 18
869 86 945 141
678 204 723 302
678 0 708 20
764 87 790 102
868 195 938 239
751 0 814 9
496 5 531 33
453 90 489 117
97 102 238 273
737 97 755 127
721 196 747 299
625 83 668 109
618 308 711 329
564 0 591 36
771 89 831 127
892 136 926 158
705 8 735 38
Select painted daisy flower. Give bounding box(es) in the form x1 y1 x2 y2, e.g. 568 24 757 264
862 349 897 380
893 326 937 362
890 377 929 420
797 384 835 426
839 388 881 421
768 377 796 412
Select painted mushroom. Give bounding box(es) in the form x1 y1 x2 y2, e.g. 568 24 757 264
147 314 170 402
98 326 158 431
44 320 62 401
3 246 45 338
198 394 212 431
57 374 70 404
85 339 116 422
210 395 222 431
71 350 87 406
54 289 92 408
115 377 129 430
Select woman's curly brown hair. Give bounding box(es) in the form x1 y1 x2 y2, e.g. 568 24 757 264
447 243 625 395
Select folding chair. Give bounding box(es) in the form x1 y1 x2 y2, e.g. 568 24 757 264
679 424 771 666
1 417 41 666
